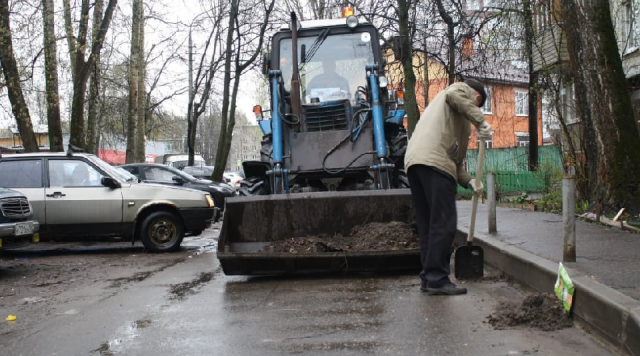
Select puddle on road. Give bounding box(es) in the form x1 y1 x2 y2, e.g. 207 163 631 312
181 233 218 255
91 318 153 356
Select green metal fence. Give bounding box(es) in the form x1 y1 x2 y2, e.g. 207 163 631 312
457 146 563 195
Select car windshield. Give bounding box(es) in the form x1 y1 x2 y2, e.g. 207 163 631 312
86 155 133 182
279 31 375 105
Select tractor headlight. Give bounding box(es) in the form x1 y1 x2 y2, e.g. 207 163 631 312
205 194 215 207
346 16 358 29
378 76 388 88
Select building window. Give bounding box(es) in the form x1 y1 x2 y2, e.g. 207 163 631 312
516 134 530 147
623 3 639 51
482 86 492 114
467 0 480 10
479 134 493 148
515 90 528 116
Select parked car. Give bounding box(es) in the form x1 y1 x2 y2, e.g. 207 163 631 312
120 163 236 212
0 152 216 252
183 165 215 180
223 171 244 191
0 188 39 250
154 154 206 171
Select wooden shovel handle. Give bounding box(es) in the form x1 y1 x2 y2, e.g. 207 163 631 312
468 140 485 243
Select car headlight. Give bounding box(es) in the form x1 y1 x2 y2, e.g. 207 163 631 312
205 194 215 207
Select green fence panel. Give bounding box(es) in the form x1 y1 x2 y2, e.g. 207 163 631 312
456 146 562 195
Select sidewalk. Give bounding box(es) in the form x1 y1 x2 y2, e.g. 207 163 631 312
454 201 640 356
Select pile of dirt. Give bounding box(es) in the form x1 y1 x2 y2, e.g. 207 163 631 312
266 221 419 253
487 293 573 331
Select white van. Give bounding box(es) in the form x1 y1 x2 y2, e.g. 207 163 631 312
155 154 206 170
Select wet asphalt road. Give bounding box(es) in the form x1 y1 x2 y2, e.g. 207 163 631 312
0 226 616 356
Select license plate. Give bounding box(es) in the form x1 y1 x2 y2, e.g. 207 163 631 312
15 223 33 236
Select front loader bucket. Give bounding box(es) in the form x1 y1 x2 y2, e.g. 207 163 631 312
217 190 420 275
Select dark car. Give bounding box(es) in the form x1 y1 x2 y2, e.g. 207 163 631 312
0 188 39 250
120 163 236 213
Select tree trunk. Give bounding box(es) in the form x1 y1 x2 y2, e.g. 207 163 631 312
42 0 64 152
523 0 538 170
126 0 141 163
68 0 117 150
397 0 420 137
560 0 640 210
62 0 76 82
135 7 146 162
422 39 429 110
86 0 104 154
0 0 38 152
213 0 237 182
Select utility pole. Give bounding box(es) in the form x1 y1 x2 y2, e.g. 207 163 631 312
187 29 195 166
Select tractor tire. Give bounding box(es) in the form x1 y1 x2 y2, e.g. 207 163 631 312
388 126 408 160
393 168 410 188
140 211 185 253
239 177 269 196
260 135 273 163
386 124 409 189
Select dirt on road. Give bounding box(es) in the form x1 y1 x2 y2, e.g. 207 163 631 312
487 293 573 331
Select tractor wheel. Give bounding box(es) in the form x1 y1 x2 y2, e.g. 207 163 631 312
239 177 269 196
387 125 408 164
393 168 410 188
386 124 409 188
260 134 273 163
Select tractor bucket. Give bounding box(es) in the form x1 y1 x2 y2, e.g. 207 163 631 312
217 189 420 275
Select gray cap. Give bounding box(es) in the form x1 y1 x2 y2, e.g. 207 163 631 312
464 79 487 107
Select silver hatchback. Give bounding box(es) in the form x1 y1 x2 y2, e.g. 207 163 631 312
0 152 216 252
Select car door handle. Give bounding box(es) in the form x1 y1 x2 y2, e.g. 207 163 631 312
46 192 66 198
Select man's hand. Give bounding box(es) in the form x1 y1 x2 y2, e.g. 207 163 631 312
468 178 484 194
477 121 492 141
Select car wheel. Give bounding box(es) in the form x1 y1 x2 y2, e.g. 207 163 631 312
140 211 185 252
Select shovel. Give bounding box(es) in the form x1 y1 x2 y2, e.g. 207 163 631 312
454 139 485 280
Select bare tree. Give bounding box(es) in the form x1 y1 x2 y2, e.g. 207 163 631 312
186 1 229 167
86 0 104 154
42 0 64 152
212 0 275 181
559 0 640 210
64 0 118 149
135 8 146 162
126 0 142 163
0 0 38 152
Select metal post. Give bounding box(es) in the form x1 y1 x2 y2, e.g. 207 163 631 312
563 176 576 262
487 173 497 233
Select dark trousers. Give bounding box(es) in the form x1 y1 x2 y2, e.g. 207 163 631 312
407 165 457 287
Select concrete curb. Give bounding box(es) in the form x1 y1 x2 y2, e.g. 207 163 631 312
455 228 640 356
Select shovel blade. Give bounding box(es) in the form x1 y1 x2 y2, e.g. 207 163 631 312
454 245 484 279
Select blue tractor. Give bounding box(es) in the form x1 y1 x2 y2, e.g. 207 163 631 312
218 12 418 276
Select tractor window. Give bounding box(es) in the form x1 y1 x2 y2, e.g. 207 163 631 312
279 31 375 106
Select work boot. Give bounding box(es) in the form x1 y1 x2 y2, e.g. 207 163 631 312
425 283 467 296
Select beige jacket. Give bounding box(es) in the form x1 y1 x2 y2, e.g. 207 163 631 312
404 82 486 186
